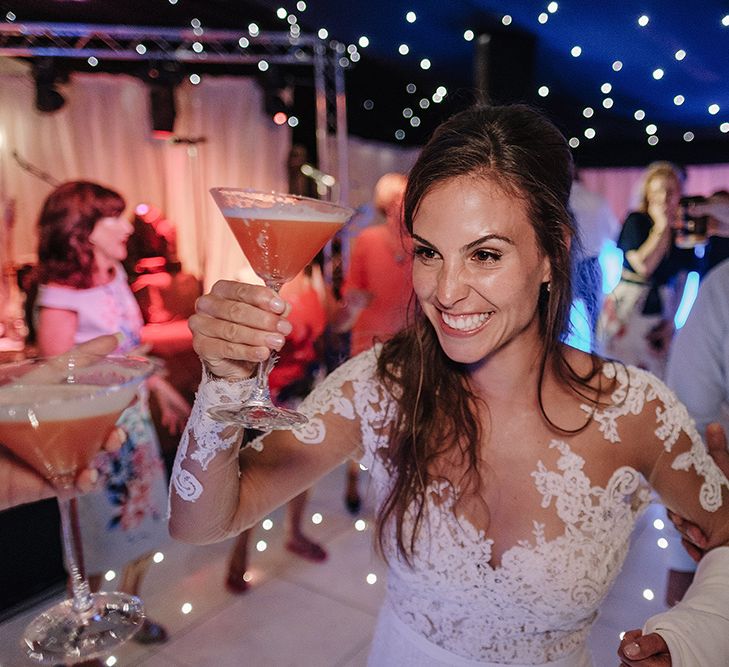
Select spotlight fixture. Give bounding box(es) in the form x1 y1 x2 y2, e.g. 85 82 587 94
33 58 65 113
144 62 183 139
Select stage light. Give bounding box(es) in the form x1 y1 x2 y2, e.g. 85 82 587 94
273 112 288 125
146 62 183 139
33 58 66 113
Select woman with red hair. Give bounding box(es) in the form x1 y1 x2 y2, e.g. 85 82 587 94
35 180 189 645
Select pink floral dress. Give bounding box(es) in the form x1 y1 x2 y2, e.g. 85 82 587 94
36 265 168 572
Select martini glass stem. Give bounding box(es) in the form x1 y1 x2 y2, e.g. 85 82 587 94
248 280 284 402
57 495 93 614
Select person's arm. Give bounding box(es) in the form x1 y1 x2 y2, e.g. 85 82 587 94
667 424 729 562
36 306 78 355
168 280 364 545
691 198 729 237
622 213 673 279
147 374 191 435
331 234 373 333
627 376 729 663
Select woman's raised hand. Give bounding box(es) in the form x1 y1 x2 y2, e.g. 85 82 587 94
188 280 293 380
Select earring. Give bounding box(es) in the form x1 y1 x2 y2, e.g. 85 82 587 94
545 281 551 293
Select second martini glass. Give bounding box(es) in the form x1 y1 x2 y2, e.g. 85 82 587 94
210 187 353 430
0 353 154 664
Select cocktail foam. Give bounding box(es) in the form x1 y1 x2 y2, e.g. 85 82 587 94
0 383 137 422
221 206 350 223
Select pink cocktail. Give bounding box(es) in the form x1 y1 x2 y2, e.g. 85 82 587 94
211 188 353 429
0 354 153 664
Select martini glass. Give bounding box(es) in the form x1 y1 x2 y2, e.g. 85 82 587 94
210 187 353 429
0 353 154 664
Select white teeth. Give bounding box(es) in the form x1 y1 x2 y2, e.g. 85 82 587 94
441 311 490 331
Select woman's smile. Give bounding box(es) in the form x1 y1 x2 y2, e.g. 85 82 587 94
439 310 493 334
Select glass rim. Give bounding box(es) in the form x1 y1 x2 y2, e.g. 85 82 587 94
209 187 355 219
0 354 154 412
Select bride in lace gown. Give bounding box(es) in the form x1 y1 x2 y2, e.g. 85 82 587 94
169 105 729 666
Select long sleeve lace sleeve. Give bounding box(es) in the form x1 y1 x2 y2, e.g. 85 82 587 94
169 351 383 545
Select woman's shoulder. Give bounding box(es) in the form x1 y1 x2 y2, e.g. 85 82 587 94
297 345 392 422
36 281 82 309
590 356 697 443
561 346 684 416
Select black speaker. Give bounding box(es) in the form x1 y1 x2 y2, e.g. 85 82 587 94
474 29 537 105
149 84 176 137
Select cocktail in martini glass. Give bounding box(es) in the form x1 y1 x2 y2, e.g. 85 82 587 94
210 187 353 430
0 353 153 664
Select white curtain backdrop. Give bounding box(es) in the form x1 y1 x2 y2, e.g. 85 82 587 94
0 64 290 287
2 58 728 289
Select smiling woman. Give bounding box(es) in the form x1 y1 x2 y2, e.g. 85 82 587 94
171 104 729 666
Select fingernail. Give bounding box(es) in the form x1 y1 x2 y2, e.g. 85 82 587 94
270 297 285 312
277 320 293 335
88 469 99 485
265 334 285 349
624 642 640 658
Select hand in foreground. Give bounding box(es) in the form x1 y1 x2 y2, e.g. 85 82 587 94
0 427 126 511
618 630 671 666
690 198 729 237
0 333 127 511
666 423 729 562
188 280 292 380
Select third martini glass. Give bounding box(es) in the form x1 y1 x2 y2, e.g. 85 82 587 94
210 187 353 430
0 353 153 664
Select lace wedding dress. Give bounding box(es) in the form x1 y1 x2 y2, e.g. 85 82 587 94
171 348 729 666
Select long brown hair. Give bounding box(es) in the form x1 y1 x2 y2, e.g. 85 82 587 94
37 181 126 288
375 104 603 563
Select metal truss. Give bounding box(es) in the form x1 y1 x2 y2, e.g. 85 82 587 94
0 22 349 202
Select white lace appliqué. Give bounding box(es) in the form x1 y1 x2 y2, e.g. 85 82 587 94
586 364 728 512
170 367 252 503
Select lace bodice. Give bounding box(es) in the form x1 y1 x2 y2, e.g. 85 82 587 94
172 348 728 664
294 350 726 663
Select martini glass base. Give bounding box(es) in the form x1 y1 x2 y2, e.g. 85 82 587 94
23 592 144 664
208 402 308 430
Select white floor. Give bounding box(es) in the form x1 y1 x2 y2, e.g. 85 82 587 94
0 465 677 667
